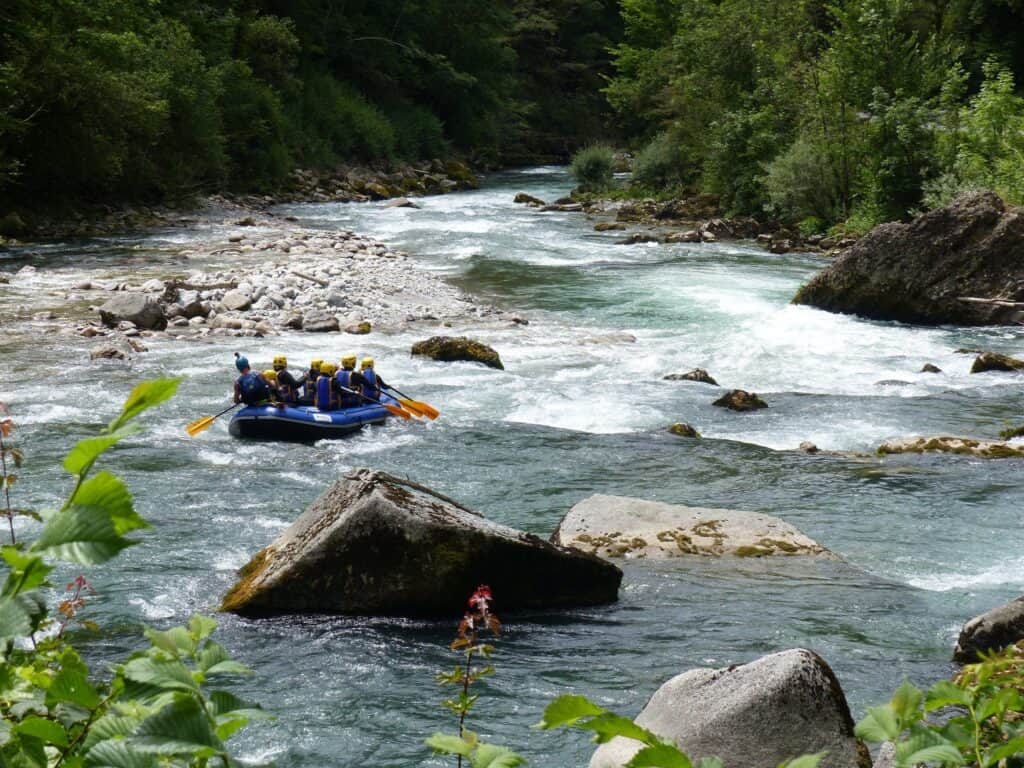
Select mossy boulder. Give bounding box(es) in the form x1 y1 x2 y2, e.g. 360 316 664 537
712 389 767 411
589 649 871 768
344 320 372 335
970 351 1024 373
552 495 831 560
222 469 620 617
411 335 503 369
514 192 546 206
877 435 1024 458
664 368 719 386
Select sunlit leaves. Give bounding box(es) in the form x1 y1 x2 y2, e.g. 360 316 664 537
109 378 181 432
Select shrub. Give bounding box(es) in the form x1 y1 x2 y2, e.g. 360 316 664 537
798 217 827 237
763 135 842 222
387 102 448 159
632 133 688 190
570 143 615 192
218 60 292 190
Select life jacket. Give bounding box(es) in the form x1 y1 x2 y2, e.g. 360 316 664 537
336 369 359 407
237 372 270 405
361 369 380 401
276 372 298 404
315 375 339 411
303 370 319 399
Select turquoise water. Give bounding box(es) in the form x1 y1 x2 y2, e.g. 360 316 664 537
2 167 1024 765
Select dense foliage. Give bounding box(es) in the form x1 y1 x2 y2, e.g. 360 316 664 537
0 380 266 766
607 0 1024 229
0 0 620 211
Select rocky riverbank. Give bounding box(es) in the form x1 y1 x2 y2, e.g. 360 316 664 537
512 192 860 256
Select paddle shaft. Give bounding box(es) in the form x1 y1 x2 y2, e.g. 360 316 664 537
338 385 410 417
213 402 241 419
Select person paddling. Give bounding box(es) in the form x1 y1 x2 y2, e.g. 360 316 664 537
359 357 388 401
272 355 302 405
336 355 369 408
314 362 342 411
298 358 322 405
233 353 273 406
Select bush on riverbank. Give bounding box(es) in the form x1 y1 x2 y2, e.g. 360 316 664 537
571 144 616 192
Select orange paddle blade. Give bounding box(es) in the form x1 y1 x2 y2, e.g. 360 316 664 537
382 403 412 420
186 415 216 437
404 399 439 420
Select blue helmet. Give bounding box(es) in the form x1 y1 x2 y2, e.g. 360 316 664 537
234 354 249 372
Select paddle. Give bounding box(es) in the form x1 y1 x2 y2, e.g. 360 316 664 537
382 385 439 420
339 386 413 421
186 403 240 437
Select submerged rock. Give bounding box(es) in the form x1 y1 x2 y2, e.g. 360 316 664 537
920 363 942 373
663 368 719 386
593 221 625 231
793 191 1024 325
513 192 546 206
222 469 621 617
954 596 1024 662
667 423 701 438
589 649 871 768
878 436 1024 458
970 351 1024 373
411 336 503 369
98 293 166 330
384 197 420 209
552 495 831 560
712 389 767 411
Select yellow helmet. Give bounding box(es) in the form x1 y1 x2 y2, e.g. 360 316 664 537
319 362 338 376
262 369 278 383
361 357 374 369
310 358 323 370
273 355 287 368
341 354 357 369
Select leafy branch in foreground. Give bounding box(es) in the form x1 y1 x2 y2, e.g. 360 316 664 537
1 378 269 767
427 585 524 768
855 646 1024 767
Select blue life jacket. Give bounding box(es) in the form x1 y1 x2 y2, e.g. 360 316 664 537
237 372 270 405
361 369 379 400
336 369 359 407
276 371 298 404
303 370 319 399
315 375 339 411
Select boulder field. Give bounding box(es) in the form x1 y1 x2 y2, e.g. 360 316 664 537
589 649 871 768
222 469 620 617
793 191 1024 325
552 495 832 559
877 436 1024 459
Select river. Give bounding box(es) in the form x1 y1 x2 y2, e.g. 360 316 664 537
2 167 1023 765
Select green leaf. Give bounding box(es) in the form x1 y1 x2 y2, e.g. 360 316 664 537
925 681 972 711
891 680 923 723
473 743 527 768
977 687 1021 722
0 593 42 639
855 705 901 743
143 626 193 657
214 715 249 741
188 615 217 642
208 690 266 719
63 427 137 478
536 695 608 729
900 744 965 766
580 713 660 745
84 739 159 768
82 715 141 752
110 379 181 432
198 642 230 673
131 697 223 755
47 649 102 709
778 752 828 768
984 735 1024 765
426 733 474 757
14 715 69 747
626 742 693 768
122 658 198 693
203 659 250 677
695 759 724 768
33 472 148 564
1 548 52 596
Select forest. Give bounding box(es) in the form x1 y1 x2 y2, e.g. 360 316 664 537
2 0 1024 231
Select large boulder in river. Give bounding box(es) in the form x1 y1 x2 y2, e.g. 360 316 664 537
411 336 503 369
712 389 767 411
589 649 871 768
552 495 832 559
970 351 1024 373
301 310 340 333
954 596 1024 662
98 293 166 330
222 469 620 617
792 192 1024 325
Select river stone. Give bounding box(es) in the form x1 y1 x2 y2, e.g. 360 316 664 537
140 278 165 293
98 293 166 330
877 436 1024 458
792 191 1024 325
920 363 942 373
970 351 1024 373
220 290 252 312
712 389 767 411
589 649 871 768
302 310 340 333
411 336 503 369
954 596 1024 662
89 336 135 361
384 197 420 209
667 423 701 438
221 469 621 617
664 368 719 386
552 495 831 560
514 192 546 206
344 320 371 335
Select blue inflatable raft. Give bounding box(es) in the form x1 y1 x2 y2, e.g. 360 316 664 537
228 395 399 442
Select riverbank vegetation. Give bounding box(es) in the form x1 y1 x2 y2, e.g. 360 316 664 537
604 0 1024 232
